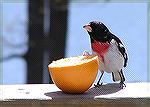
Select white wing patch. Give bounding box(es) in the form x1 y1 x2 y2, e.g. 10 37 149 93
119 43 124 48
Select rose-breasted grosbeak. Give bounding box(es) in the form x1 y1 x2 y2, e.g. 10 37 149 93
83 21 128 88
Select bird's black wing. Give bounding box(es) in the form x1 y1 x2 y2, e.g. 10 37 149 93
111 34 128 67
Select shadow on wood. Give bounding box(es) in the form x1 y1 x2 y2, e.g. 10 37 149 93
44 83 122 99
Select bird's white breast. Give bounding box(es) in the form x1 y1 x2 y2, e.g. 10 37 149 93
96 39 124 73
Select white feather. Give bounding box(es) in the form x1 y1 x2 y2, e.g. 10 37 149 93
96 39 124 74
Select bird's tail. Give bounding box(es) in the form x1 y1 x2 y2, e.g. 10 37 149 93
112 70 125 82
112 72 121 82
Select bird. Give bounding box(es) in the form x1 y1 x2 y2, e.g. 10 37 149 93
83 21 128 88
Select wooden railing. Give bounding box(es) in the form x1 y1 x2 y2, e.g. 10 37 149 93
1 83 150 107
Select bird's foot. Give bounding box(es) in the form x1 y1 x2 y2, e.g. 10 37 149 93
82 50 90 56
94 82 103 87
119 82 126 89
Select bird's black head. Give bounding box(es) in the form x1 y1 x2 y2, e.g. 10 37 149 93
83 21 110 42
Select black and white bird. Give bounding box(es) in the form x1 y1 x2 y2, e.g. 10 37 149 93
83 21 128 88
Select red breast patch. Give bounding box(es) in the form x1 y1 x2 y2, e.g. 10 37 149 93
91 40 110 62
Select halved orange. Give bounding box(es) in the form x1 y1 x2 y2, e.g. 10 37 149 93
48 55 99 94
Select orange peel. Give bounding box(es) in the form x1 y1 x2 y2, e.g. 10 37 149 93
48 55 98 94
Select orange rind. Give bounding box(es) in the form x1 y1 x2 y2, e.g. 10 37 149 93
48 55 98 94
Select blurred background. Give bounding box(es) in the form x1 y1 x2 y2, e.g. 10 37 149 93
1 0 149 84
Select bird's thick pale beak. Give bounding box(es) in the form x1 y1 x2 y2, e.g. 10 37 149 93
83 24 92 32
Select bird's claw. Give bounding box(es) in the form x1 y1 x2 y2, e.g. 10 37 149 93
94 82 103 87
82 51 90 56
119 82 126 89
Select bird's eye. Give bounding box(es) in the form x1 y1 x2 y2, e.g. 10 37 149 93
104 35 107 38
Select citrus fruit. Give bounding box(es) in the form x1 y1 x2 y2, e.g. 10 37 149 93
48 55 99 94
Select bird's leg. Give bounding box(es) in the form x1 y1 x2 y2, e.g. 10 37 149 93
94 71 104 87
119 69 126 88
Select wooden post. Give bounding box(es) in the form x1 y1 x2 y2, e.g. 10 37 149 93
25 0 44 83
48 0 68 83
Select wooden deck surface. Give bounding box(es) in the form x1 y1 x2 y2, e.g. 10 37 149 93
0 83 150 107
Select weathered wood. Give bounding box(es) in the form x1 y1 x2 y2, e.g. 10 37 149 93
0 83 150 107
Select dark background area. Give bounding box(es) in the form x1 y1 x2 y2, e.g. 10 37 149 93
24 0 68 83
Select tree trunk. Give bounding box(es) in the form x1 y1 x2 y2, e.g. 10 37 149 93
48 0 68 83
25 0 44 83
